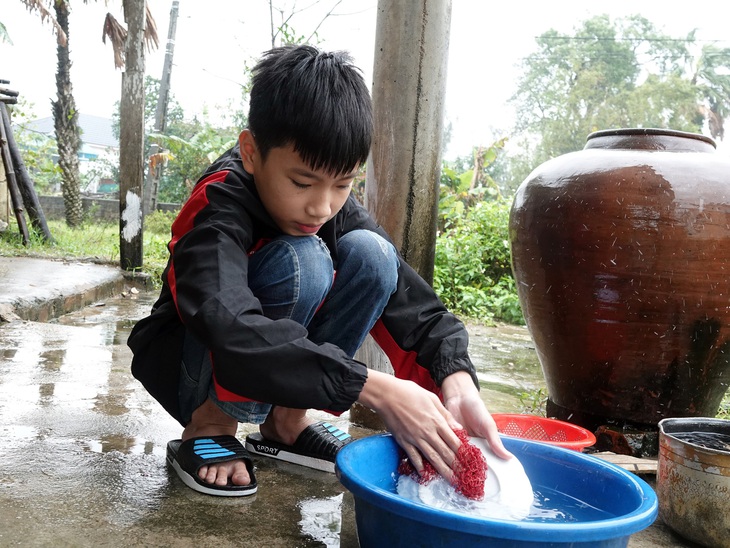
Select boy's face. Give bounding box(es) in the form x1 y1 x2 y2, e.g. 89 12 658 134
239 130 358 237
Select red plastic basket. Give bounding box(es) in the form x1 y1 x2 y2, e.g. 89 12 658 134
492 413 596 451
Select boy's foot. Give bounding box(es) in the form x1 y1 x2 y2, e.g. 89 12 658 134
245 421 353 473
258 405 314 446
180 397 253 489
167 435 257 497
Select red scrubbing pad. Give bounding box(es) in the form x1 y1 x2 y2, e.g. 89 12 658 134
398 451 438 483
452 428 488 499
397 428 488 500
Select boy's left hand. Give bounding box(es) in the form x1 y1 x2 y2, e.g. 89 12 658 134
441 371 512 460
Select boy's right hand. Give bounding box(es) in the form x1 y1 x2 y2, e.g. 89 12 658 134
357 370 463 483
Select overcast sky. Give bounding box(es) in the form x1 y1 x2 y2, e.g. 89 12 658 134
2 0 729 159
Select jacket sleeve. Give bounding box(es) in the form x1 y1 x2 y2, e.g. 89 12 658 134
338 196 479 390
169 173 368 412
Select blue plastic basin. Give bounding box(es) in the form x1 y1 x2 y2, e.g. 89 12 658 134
336 434 657 547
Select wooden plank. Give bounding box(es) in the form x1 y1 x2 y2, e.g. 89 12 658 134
590 451 658 474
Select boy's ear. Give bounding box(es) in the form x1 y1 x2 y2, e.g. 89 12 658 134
238 130 257 173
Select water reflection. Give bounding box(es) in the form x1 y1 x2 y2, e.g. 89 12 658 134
84 433 158 456
299 493 344 547
0 348 17 360
39 349 64 371
38 382 55 404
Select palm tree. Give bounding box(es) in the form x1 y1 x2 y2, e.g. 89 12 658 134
51 1 83 226
18 0 157 228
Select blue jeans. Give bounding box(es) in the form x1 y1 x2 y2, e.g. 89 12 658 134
178 229 399 425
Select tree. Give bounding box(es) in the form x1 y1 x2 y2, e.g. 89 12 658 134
151 116 239 204
16 1 66 43
51 1 83 227
267 0 343 48
510 14 730 179
692 43 730 140
17 0 157 229
19 0 83 226
16 0 82 226
111 76 238 206
111 76 185 139
115 0 158 270
439 139 507 223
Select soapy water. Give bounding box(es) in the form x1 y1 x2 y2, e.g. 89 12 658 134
396 476 615 523
529 489 614 523
397 477 616 523
397 473 528 520
396 437 534 521
396 437 615 523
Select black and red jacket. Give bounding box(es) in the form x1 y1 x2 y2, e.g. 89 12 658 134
128 144 478 425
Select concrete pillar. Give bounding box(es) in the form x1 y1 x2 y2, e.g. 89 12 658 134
352 0 452 429
365 0 452 284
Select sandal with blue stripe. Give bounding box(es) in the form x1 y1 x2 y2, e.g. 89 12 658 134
166 435 257 497
245 421 353 473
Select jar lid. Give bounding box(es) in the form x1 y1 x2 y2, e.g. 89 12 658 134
585 128 716 151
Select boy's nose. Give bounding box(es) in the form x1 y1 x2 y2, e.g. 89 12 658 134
306 197 331 220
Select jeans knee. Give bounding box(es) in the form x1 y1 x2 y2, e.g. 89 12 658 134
288 236 334 295
339 230 399 296
249 236 334 322
275 236 334 313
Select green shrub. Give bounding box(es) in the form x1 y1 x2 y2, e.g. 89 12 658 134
144 209 178 236
518 388 548 416
434 197 524 324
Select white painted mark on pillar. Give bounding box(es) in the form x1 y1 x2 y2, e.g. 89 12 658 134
121 191 142 242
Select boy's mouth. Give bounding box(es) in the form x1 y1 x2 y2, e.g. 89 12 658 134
295 223 322 235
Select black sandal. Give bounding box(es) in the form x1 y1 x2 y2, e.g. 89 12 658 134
166 435 257 496
245 421 353 473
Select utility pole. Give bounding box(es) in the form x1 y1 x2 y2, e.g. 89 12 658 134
144 0 178 215
352 0 453 429
119 0 146 270
366 0 452 284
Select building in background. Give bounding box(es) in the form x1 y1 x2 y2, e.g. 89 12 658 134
21 113 119 194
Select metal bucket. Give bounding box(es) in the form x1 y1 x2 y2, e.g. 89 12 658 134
657 417 730 548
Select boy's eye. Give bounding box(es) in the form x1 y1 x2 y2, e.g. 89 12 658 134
292 180 310 189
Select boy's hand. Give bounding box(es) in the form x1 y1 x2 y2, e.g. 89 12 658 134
441 371 512 460
358 370 463 482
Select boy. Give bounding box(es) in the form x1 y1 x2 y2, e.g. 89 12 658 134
128 44 509 497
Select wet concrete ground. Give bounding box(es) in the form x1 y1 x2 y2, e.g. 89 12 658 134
0 257 700 547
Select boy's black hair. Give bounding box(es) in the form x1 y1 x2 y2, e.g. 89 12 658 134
248 45 373 176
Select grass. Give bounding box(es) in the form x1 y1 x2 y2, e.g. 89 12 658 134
0 211 173 288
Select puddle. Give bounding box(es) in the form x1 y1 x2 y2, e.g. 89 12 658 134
299 493 344 547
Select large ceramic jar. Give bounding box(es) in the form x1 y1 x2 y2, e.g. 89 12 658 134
510 128 730 429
